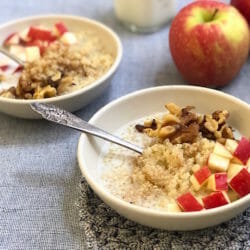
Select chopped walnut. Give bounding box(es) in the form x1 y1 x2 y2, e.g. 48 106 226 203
171 123 199 144
180 110 197 126
159 126 176 139
212 110 229 125
135 119 157 133
33 85 57 99
204 115 218 132
221 125 234 139
143 128 159 137
135 104 234 144
162 114 180 126
51 71 62 82
200 110 234 141
165 103 181 116
136 103 200 144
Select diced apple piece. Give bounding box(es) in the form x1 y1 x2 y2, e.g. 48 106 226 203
208 153 230 172
191 164 200 173
202 191 230 209
3 32 20 46
213 173 228 191
234 137 250 164
196 197 203 206
229 168 250 197
227 189 239 202
225 139 238 154
27 26 56 42
9 45 24 54
25 46 40 62
25 40 48 55
60 32 77 45
207 173 228 191
227 163 244 179
0 65 9 71
231 156 243 165
19 28 31 42
190 166 211 191
213 142 233 159
207 175 215 190
9 45 26 61
13 65 23 74
247 159 250 172
54 22 68 36
190 176 201 191
176 192 203 212
167 203 181 212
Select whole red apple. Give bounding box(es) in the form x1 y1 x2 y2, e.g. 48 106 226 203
169 1 250 87
231 0 250 24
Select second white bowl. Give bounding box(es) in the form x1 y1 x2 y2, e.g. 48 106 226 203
0 15 122 118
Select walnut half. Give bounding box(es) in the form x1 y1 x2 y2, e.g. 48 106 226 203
199 110 234 141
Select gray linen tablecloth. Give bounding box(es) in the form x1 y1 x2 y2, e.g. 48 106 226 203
0 0 249 249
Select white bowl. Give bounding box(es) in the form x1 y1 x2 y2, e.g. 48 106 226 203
0 15 122 119
78 85 250 231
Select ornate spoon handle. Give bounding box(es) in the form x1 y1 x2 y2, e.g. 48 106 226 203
30 103 143 154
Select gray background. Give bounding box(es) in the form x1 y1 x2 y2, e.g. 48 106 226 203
0 0 249 249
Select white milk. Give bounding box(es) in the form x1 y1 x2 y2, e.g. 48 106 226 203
114 0 176 32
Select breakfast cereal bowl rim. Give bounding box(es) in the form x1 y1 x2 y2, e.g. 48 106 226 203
0 14 122 104
78 85 250 219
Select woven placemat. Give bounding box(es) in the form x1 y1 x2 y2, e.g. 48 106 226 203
77 178 250 249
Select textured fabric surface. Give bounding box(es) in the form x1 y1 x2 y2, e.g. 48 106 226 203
0 0 249 250
78 179 250 250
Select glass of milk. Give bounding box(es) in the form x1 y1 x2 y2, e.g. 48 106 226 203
114 0 176 33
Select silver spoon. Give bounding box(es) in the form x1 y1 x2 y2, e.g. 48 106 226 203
0 46 24 66
30 103 143 154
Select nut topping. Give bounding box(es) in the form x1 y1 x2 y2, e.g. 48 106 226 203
159 126 176 139
162 114 180 126
212 110 229 125
136 103 200 144
135 103 234 144
165 103 181 116
204 116 218 132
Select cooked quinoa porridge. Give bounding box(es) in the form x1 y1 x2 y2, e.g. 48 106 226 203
99 103 250 212
100 116 214 211
0 22 114 99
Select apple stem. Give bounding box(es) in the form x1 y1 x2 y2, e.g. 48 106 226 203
211 9 219 20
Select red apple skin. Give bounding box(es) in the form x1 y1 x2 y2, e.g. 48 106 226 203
25 40 47 55
0 65 9 72
3 32 19 46
194 165 211 184
27 27 57 42
231 0 250 24
13 65 23 74
233 137 250 164
215 173 228 191
55 22 68 35
177 192 203 212
229 168 250 197
202 192 229 209
169 1 250 87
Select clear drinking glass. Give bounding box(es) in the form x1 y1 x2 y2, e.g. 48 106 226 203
114 0 176 33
